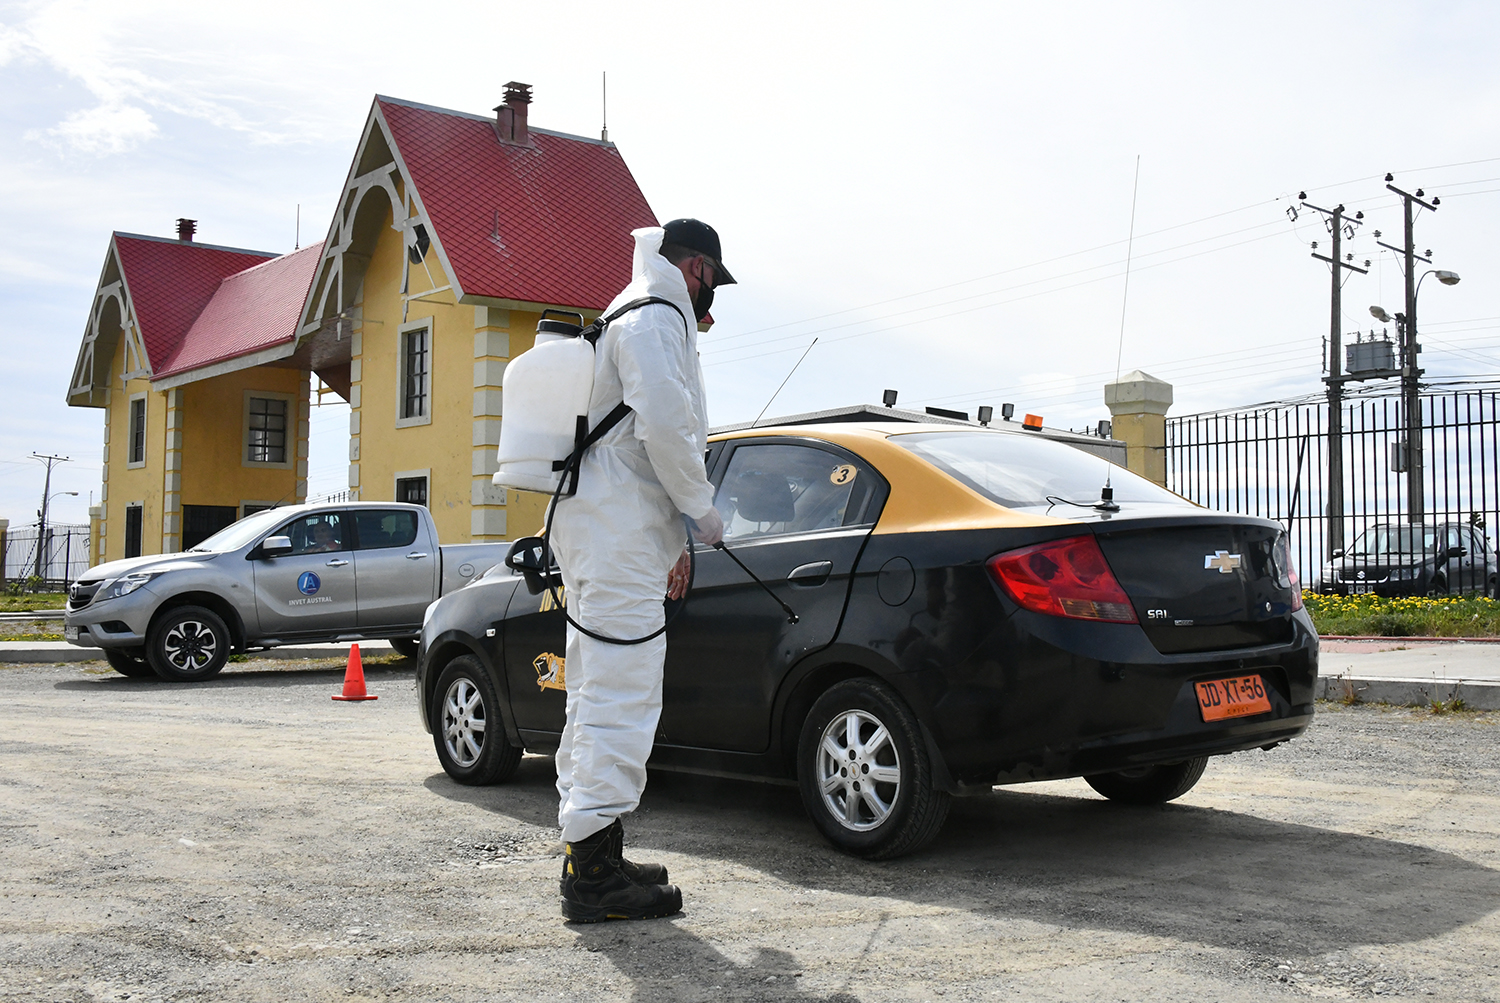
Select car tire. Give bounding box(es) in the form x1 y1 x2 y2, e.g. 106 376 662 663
1427 574 1449 598
146 606 231 682
390 637 419 660
797 677 951 860
432 655 521 785
1085 756 1209 805
104 648 155 678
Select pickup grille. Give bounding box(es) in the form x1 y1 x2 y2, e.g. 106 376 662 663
68 580 103 611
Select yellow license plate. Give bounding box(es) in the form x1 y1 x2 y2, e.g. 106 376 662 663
1195 674 1272 722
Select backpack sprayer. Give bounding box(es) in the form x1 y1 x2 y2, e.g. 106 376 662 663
492 302 796 646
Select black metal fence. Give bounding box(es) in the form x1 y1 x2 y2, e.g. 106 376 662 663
2 523 91 590
1165 387 1500 593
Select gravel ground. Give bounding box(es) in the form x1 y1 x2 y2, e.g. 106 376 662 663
2 658 1500 1002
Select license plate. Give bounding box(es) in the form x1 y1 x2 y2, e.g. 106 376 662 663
64 626 79 641
1349 583 1371 594
1195 674 1272 722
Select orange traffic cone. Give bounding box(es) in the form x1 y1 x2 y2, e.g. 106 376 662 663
332 643 378 701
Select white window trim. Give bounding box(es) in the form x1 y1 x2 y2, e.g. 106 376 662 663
126 392 148 469
396 316 434 429
242 390 297 469
394 468 431 506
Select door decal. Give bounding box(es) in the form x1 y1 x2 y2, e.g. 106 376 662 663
534 652 566 691
298 571 321 594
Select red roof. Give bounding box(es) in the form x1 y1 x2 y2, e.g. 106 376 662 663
112 234 276 372
378 97 659 311
155 241 324 378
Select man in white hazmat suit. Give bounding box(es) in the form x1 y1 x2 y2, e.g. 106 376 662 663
551 218 731 922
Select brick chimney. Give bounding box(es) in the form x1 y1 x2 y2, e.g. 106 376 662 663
176 218 197 242
494 82 534 147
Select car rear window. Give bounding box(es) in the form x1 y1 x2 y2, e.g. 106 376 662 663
353 510 420 550
893 430 1188 512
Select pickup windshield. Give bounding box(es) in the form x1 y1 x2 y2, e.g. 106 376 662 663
892 430 1188 512
187 508 287 553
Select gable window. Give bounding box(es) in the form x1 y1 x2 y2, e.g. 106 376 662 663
397 319 433 427
242 391 295 468
248 397 287 463
127 394 147 468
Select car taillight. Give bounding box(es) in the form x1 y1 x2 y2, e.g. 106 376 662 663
1275 535 1304 611
985 535 1138 623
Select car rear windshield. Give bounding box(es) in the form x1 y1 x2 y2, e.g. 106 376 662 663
893 430 1189 512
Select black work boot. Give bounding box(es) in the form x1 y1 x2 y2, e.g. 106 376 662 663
608 818 669 886
560 825 682 923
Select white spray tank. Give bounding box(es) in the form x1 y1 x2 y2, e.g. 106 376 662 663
492 311 596 494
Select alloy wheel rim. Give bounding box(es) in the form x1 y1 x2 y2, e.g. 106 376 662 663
816 709 901 831
442 678 486 768
162 620 217 672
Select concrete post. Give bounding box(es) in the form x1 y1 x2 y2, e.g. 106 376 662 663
0 518 8 587
88 506 102 569
1104 370 1173 486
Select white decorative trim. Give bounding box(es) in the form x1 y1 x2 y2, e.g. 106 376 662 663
125 392 148 468
394 468 430 506
395 316 433 428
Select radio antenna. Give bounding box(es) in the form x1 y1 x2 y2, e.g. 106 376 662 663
1102 155 1141 506
751 338 818 428
600 71 608 142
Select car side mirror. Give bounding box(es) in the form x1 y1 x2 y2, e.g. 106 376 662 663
261 535 293 558
1448 546 1466 558
1330 549 1344 559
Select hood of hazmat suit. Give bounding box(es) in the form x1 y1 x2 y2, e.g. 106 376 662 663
550 226 717 842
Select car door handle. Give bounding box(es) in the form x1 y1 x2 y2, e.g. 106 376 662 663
406 552 430 560
787 561 833 587
326 559 350 567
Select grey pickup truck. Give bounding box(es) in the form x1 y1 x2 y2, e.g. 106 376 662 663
63 501 505 681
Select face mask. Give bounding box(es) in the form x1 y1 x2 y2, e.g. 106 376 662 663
692 281 714 322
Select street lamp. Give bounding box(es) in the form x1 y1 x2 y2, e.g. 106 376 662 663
33 491 78 581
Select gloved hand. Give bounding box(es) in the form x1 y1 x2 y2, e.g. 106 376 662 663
690 508 724 546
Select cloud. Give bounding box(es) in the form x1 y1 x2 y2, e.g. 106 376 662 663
32 101 159 155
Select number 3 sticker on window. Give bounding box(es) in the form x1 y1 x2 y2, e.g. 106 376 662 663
830 464 858 485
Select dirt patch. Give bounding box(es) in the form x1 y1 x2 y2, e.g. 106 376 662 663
2 659 1498 1001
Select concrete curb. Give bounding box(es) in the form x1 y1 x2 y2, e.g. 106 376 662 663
1317 674 1500 710
0 641 395 665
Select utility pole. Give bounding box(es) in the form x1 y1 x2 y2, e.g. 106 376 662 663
31 453 70 581
1300 195 1367 556
1377 175 1439 525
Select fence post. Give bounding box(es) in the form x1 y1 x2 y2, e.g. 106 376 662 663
0 518 7 589
1104 370 1174 486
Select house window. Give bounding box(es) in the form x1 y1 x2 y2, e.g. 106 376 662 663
399 324 430 423
127 395 147 467
247 397 288 463
124 504 143 558
396 476 428 507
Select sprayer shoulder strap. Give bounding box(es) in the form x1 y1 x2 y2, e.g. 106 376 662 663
553 297 693 483
582 295 691 345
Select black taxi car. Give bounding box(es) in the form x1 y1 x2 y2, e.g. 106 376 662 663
417 422 1317 859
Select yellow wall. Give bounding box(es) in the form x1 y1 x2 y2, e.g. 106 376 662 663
98 340 163 564
180 366 305 510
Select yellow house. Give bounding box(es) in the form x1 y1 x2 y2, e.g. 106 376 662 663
67 83 664 563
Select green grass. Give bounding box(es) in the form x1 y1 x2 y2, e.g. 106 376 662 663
1303 592 1500 637
0 593 67 612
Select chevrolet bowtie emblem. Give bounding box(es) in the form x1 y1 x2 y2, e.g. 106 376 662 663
1204 550 1242 574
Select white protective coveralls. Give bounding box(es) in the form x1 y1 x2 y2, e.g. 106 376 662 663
551 226 716 843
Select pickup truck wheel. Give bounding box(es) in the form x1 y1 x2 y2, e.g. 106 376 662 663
390 637 419 660
797 678 950 860
146 606 230 682
104 648 155 678
1085 757 1209 805
432 655 521 785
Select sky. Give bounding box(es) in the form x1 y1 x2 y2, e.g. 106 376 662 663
3 0 1499 530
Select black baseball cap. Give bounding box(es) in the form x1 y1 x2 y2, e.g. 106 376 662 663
662 218 736 286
